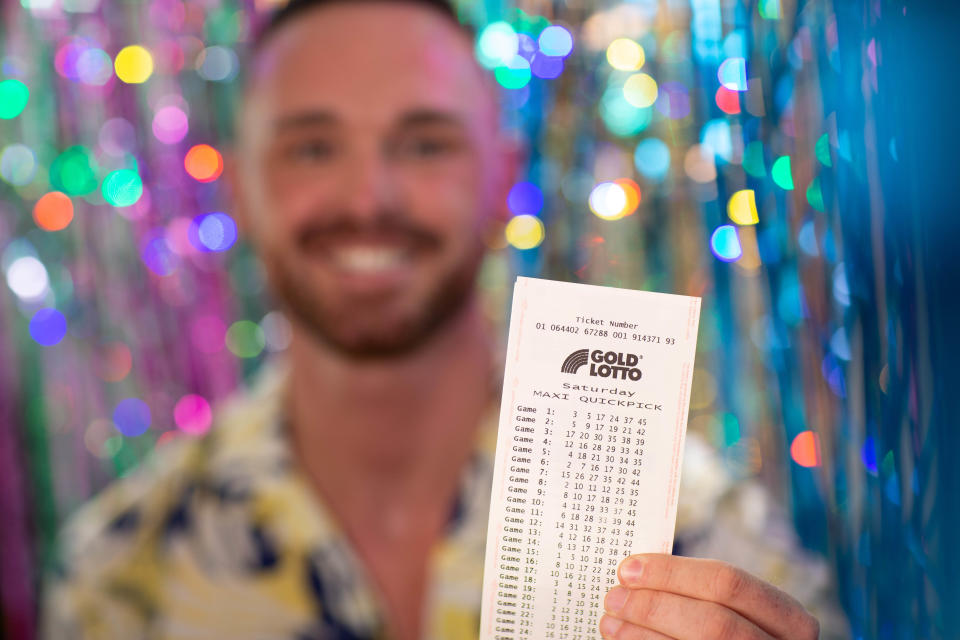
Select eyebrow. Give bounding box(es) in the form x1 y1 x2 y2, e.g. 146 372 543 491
395 109 467 130
271 108 468 134
273 111 339 133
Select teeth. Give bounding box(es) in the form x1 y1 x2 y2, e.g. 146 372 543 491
332 247 407 272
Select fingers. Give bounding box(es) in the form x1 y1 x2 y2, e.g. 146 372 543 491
599 613 673 639
600 585 776 640
616 554 820 639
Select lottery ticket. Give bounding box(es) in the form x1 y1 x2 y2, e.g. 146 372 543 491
480 277 701 639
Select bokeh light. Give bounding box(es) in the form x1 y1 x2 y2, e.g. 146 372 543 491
772 155 795 190
790 431 822 467
154 431 179 447
5 256 50 302
226 320 266 358
718 57 748 91
830 328 851 361
798 219 819 256
495 55 532 89
727 189 759 225
710 225 742 262
476 22 519 69
0 144 37 185
164 217 195 255
538 25 574 57
759 0 782 19
777 270 805 326
261 311 292 352
196 45 238 82
63 0 100 13
507 182 544 216
98 342 132 382
833 263 850 306
77 48 113 86
184 144 223 182
656 82 691 119
530 54 564 79
29 308 67 346
701 119 733 162
588 182 628 220
54 37 90 80
83 420 115 459
50 146 98 195
806 177 825 211
0 79 29 119
505 214 545 250
606 38 644 71
114 45 154 83
683 145 717 183
600 86 652 137
516 33 537 62
152 105 189 144
140 234 178 276
634 138 671 182
715 86 740 114
33 192 74 231
613 178 641 217
862 436 878 475
623 73 658 108
190 212 238 252
719 412 741 446
502 85 531 110
173 394 213 435
816 133 832 167
112 397 151 437
102 169 143 207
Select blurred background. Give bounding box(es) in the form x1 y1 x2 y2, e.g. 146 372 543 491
2 0 958 638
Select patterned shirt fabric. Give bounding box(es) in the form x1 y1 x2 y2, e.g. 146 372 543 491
41 360 849 639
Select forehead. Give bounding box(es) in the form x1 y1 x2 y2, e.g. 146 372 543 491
244 3 493 130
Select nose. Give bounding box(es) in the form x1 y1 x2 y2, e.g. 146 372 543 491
338 143 398 223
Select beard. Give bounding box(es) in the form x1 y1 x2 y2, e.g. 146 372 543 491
260 213 486 360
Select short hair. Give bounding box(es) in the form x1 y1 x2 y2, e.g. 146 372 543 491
251 0 468 53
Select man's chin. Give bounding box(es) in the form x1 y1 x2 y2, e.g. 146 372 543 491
302 317 440 360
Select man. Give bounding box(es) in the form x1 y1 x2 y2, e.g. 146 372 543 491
42 1 842 638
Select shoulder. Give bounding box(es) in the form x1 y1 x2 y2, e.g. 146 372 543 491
42 362 290 638
41 434 208 638
56 361 290 571
67 436 206 563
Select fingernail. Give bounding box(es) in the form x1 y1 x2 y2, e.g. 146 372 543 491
619 558 644 584
605 585 629 613
599 614 623 638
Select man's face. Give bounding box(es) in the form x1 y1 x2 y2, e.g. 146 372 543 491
230 3 514 358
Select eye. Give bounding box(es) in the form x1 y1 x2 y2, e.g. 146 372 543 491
287 139 336 161
396 135 459 158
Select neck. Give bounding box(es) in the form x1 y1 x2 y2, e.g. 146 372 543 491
285 297 495 528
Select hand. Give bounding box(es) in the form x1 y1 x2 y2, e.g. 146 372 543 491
598 554 820 639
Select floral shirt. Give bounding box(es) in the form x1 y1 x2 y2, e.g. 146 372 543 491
42 361 849 639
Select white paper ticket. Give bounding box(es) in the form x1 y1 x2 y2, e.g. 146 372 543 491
480 277 701 639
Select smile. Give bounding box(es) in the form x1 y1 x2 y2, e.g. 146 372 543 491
329 246 411 273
